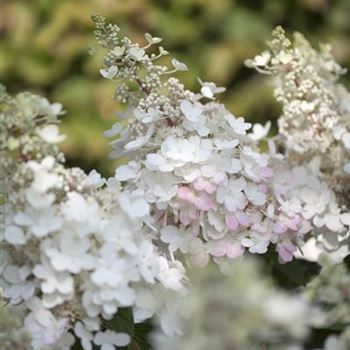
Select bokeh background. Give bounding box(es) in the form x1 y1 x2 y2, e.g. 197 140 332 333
2 0 350 175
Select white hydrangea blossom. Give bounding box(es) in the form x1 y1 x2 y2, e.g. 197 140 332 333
95 17 349 267
152 259 312 350
1 89 186 349
2 17 349 350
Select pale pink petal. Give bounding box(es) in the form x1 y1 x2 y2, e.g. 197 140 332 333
225 214 238 230
226 242 244 259
277 242 296 263
235 211 251 226
194 193 214 211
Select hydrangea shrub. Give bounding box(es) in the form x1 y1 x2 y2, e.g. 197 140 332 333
1 14 349 350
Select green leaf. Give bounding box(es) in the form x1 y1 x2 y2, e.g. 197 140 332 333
131 320 154 350
344 254 350 272
305 327 343 348
264 249 320 289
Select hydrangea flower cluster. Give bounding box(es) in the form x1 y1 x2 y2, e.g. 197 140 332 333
152 258 312 350
303 255 350 350
94 16 349 266
2 15 350 350
1 88 186 349
304 255 350 327
246 27 350 203
153 255 350 350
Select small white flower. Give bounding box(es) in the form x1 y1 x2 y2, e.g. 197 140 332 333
2 264 35 303
244 183 266 205
214 139 239 150
37 97 64 116
245 50 271 67
27 161 58 194
171 58 188 71
180 100 203 122
157 257 186 291
25 298 71 348
124 124 154 152
142 170 178 203
225 115 252 135
159 46 169 55
217 177 248 212
276 51 293 64
134 107 160 124
45 233 95 274
74 321 93 350
115 161 140 181
25 188 55 209
129 47 145 61
145 32 162 44
61 192 99 229
249 121 271 141
14 208 62 237
241 236 269 254
4 225 26 245
94 330 130 349
111 46 125 57
160 226 185 253
145 153 171 172
37 125 66 144
33 259 74 307
100 65 119 79
85 170 106 188
101 218 138 255
198 79 225 99
103 122 123 138
118 189 149 219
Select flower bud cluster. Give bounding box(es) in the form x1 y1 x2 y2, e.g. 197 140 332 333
246 27 350 202
0 85 65 201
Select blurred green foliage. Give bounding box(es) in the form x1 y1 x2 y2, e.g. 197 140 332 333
2 0 349 175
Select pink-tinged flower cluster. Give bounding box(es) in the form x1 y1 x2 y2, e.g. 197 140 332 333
113 95 349 265
97 20 349 267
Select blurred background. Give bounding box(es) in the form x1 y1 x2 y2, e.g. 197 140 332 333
2 0 350 175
